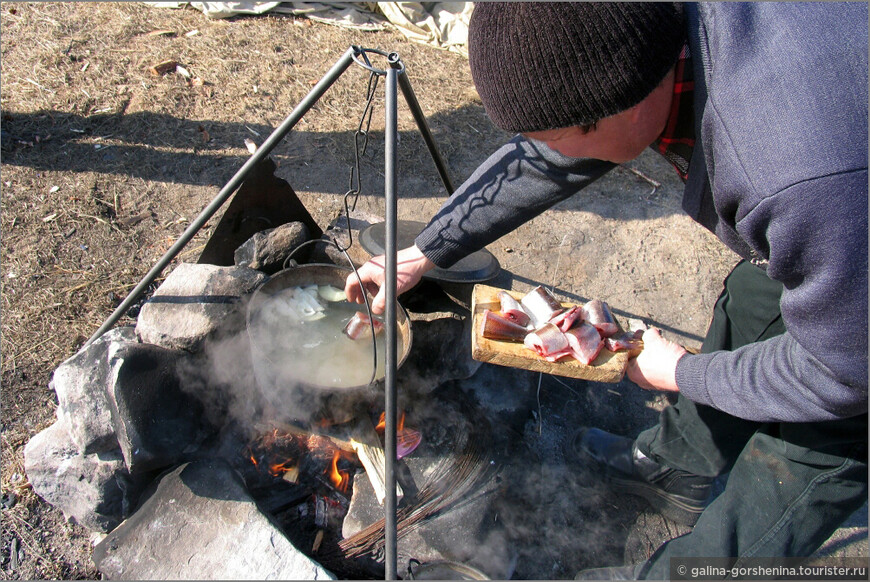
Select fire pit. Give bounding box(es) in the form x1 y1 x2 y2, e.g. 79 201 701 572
217 385 506 579
22 45 672 580
26 245 662 578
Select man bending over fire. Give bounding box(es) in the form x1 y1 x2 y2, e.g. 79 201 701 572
345 3 868 579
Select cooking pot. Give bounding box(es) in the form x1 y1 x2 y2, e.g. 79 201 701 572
246 263 412 425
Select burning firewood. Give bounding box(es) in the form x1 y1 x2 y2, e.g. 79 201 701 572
281 465 299 484
350 439 403 505
312 529 325 553
251 421 355 453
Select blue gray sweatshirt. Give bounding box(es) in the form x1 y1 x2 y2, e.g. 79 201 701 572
414 3 868 423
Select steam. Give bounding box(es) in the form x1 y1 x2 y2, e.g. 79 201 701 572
174 294 396 436
174 329 286 434
169 289 637 578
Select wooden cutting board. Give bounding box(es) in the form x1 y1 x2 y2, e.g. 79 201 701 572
470 284 630 383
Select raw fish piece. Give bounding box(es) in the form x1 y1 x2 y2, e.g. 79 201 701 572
520 285 565 328
549 305 584 332
397 427 422 459
564 322 604 365
524 322 570 361
343 311 384 340
544 347 574 362
481 309 529 342
541 346 574 362
582 299 619 338
604 329 644 356
498 291 531 327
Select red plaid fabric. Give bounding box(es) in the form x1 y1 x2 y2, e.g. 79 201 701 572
653 45 695 181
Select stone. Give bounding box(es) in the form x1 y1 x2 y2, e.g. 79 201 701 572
24 422 140 532
234 221 310 274
313 209 383 268
26 327 170 532
136 263 266 351
51 326 138 455
92 459 335 580
105 341 217 474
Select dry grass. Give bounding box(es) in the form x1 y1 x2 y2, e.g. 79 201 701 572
1 3 499 578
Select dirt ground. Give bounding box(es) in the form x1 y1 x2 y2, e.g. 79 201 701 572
0 3 751 579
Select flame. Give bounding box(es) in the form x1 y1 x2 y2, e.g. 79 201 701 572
261 428 281 447
269 459 297 477
246 430 305 477
375 411 405 432
327 450 349 493
373 411 420 458
247 428 357 489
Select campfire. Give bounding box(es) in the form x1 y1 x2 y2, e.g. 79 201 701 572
244 427 356 493
227 406 430 572
237 411 421 526
24 218 641 579
239 425 358 557
22 228 516 577
21 46 640 579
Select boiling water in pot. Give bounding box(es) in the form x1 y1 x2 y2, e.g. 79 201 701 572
249 285 402 388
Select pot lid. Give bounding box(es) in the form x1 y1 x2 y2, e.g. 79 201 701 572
359 220 500 284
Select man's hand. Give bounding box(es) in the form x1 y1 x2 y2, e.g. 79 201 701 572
626 327 688 392
344 245 436 315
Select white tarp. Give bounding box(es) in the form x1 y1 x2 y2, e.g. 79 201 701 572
375 2 473 57
146 2 473 56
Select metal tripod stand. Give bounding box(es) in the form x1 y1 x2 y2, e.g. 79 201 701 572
85 45 455 580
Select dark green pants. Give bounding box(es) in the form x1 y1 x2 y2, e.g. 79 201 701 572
635 261 868 579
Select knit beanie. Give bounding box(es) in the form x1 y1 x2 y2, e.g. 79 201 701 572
468 2 686 133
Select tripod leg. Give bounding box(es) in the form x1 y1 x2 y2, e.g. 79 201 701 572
384 62 400 582
393 62 456 195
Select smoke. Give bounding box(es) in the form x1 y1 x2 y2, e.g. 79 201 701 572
493 460 632 577
168 286 654 578
486 382 659 578
175 329 272 435
175 294 402 436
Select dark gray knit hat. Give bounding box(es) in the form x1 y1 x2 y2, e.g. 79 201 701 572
468 2 686 133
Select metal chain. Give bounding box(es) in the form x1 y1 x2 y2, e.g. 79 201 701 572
336 70 381 253
342 68 384 386
285 67 385 387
